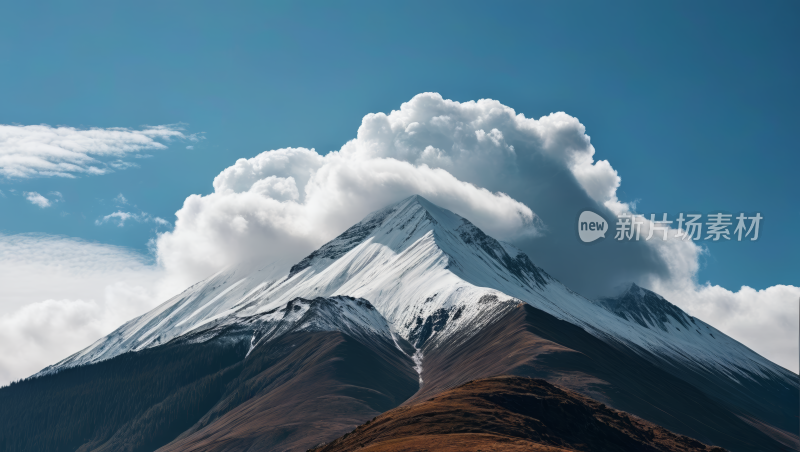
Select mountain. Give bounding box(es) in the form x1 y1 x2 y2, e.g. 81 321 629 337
43 196 790 385
312 376 726 452
41 195 548 374
1 296 418 452
9 195 798 452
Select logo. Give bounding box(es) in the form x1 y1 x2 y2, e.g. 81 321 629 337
578 211 607 242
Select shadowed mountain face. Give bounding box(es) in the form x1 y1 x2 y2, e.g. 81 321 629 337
312 376 727 452
0 337 250 452
157 331 418 452
595 283 692 332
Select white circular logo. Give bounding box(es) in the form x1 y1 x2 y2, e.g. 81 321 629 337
578 211 607 242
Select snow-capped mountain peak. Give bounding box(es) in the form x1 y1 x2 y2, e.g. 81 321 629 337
40 196 795 388
284 195 548 294
245 195 552 346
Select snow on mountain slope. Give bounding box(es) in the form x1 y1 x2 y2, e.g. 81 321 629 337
39 295 392 376
241 195 550 348
40 196 796 387
591 283 792 381
181 295 396 353
596 283 693 332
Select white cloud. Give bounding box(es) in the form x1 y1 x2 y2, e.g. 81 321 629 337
156 147 539 291
49 191 64 202
0 234 165 385
654 282 800 372
113 193 128 205
0 124 193 179
96 211 137 227
153 93 796 372
156 93 679 292
95 210 171 228
24 191 50 208
109 160 138 170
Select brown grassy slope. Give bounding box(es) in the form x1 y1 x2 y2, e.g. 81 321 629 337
312 376 727 452
407 303 788 451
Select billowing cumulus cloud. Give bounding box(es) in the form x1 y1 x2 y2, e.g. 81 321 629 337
157 146 540 291
0 234 166 385
155 93 796 372
0 124 196 178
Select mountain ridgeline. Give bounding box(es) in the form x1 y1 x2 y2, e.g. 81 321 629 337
2 195 797 452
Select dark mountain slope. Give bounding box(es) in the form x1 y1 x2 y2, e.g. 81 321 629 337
312 376 726 452
0 338 248 452
409 303 790 452
157 331 418 452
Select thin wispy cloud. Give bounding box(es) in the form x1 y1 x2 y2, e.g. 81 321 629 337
0 124 202 179
96 210 171 228
24 192 51 208
108 160 138 170
113 193 128 205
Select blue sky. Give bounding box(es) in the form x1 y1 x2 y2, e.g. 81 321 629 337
1 0 797 292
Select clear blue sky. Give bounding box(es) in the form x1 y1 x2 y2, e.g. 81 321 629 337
0 0 797 291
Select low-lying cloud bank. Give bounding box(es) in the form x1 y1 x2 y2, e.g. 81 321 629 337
0 234 165 385
1 93 795 385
